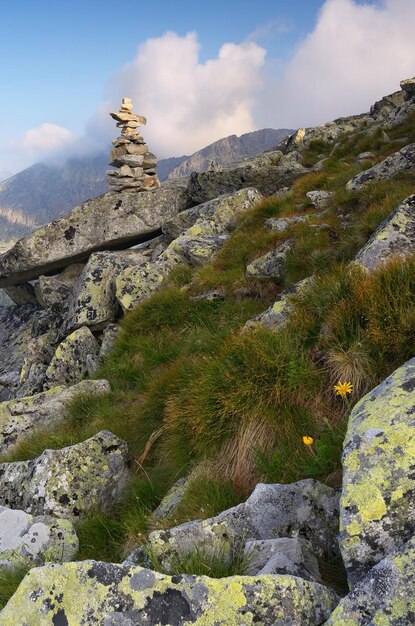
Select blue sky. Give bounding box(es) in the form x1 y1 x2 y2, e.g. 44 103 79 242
1 0 414 177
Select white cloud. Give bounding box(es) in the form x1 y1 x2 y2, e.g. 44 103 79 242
21 123 75 152
258 0 415 128
106 31 266 157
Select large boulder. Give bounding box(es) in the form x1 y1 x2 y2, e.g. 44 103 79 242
0 186 191 288
0 560 339 625
0 506 78 569
133 480 339 572
339 357 415 586
0 430 129 520
346 143 415 191
66 250 147 332
244 537 320 581
354 194 415 271
4 283 37 306
246 242 291 279
34 275 72 310
44 326 100 388
116 188 263 312
186 150 307 204
327 537 415 625
0 379 110 456
400 76 415 101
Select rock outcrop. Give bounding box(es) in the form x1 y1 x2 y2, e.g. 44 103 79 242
0 560 339 625
346 143 415 191
354 194 415 271
0 185 190 287
0 506 78 569
340 357 415 585
0 379 110 456
0 431 129 520
44 326 100 388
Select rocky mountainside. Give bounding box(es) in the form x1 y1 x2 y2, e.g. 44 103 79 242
1 77 415 623
0 128 291 243
167 127 293 179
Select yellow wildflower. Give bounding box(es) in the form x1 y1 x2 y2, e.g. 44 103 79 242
334 380 353 397
302 436 314 446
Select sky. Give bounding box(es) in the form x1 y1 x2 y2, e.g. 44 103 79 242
1 0 414 179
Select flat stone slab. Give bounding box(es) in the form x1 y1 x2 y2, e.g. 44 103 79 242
0 506 78 569
0 186 190 288
0 430 129 520
0 560 339 625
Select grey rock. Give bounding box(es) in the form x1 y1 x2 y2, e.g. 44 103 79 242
99 323 120 361
0 380 110 456
162 195 234 242
44 326 100 388
400 76 415 101
66 250 147 332
34 275 72 310
346 143 415 191
17 330 59 397
306 190 333 210
141 480 339 572
327 537 415 625
0 186 191 288
0 506 78 569
57 263 85 288
0 430 129 520
355 151 375 163
4 282 38 305
354 194 415 271
244 537 320 582
370 89 406 120
246 241 291 279
152 477 189 520
265 215 310 232
0 560 339 625
340 357 415 586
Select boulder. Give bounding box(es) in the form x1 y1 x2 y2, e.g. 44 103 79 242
4 283 38 306
246 242 291 279
340 357 415 586
0 186 191 288
327 537 415 625
152 477 190 520
98 323 120 361
244 538 320 581
0 304 40 400
136 480 339 572
34 275 72 310
245 277 313 331
265 215 311 232
354 194 415 271
44 326 100 388
306 190 333 210
0 430 129 520
346 143 415 191
162 195 237 242
0 380 110 456
186 150 307 204
66 250 147 332
400 76 415 101
0 506 78 569
17 330 60 398
282 115 373 154
116 188 263 312
0 560 339 625
370 89 406 120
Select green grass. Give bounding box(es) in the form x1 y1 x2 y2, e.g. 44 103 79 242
0 565 31 610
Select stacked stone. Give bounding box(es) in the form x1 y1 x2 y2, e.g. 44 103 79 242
107 97 160 192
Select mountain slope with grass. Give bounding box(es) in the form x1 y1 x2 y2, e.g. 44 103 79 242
1 78 415 623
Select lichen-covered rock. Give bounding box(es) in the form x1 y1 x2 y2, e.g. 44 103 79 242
306 190 333 210
98 323 120 361
245 277 313 331
0 430 129 520
186 150 307 204
0 380 110 455
326 536 415 625
0 560 339 625
4 283 38 306
162 195 232 242
17 330 59 397
152 477 190 521
34 275 72 310
282 115 373 154
265 215 310 232
244 538 320 581
400 76 415 101
0 304 40 400
138 480 339 572
0 186 191 288
66 250 147 331
44 326 99 388
116 188 263 312
246 242 291 279
0 506 78 569
346 143 415 191
339 357 415 586
354 194 415 271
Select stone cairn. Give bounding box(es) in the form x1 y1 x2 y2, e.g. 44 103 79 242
107 97 160 192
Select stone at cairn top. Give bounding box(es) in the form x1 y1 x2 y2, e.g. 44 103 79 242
108 98 160 193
